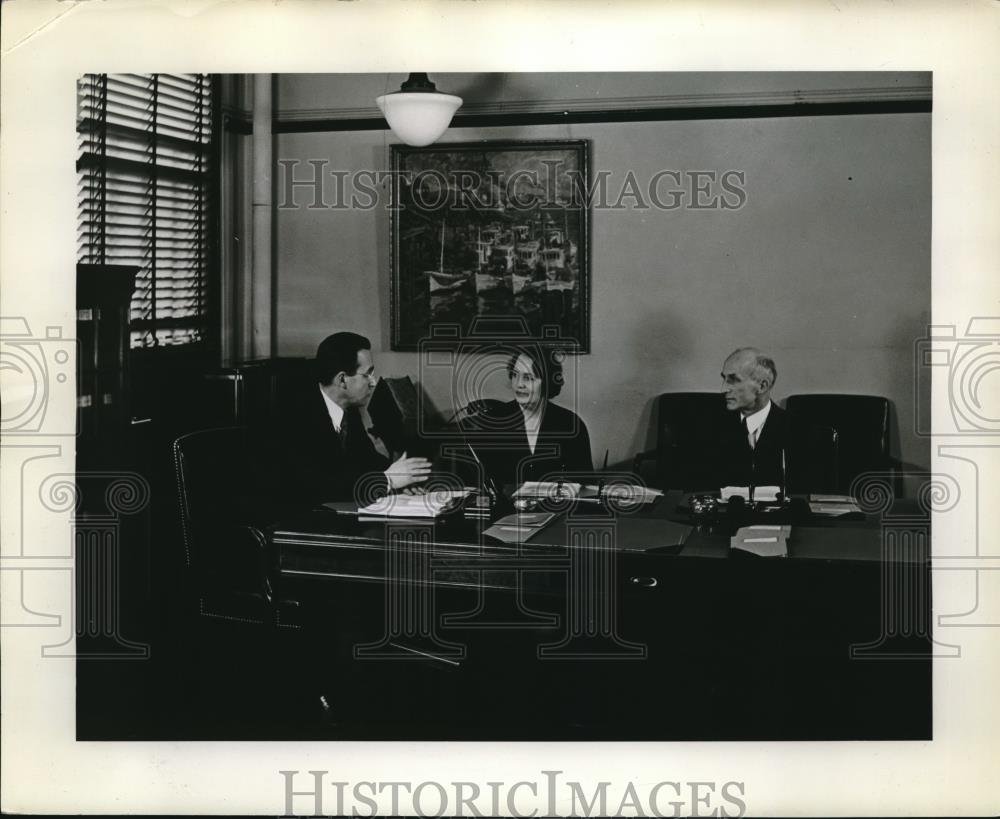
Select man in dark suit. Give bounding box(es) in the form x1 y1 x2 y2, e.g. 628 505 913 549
713 347 789 491
269 332 431 506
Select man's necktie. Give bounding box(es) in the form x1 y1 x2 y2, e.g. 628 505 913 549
342 406 392 465
341 406 374 456
742 416 757 450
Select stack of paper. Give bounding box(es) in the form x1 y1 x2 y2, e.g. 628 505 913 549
600 483 664 505
808 494 862 515
731 525 790 557
484 511 558 544
513 481 582 499
513 481 663 504
721 486 781 502
359 489 472 519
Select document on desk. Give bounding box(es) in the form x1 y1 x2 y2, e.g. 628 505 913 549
484 512 558 544
721 485 781 502
321 500 359 515
808 494 862 515
731 525 789 557
614 518 692 551
747 524 791 537
598 484 664 504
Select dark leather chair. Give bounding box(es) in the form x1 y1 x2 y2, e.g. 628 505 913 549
784 394 898 494
633 392 729 490
432 399 510 481
454 398 509 426
633 392 846 493
172 425 293 626
367 375 421 455
786 422 839 494
171 426 316 733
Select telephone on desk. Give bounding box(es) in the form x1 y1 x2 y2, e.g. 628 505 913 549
686 487 798 525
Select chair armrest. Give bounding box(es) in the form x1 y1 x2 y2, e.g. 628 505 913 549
194 522 272 603
883 455 906 499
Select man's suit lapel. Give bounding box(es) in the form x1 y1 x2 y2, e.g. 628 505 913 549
754 404 784 456
728 411 752 455
308 387 344 458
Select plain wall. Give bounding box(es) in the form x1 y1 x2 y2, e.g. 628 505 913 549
273 77 930 471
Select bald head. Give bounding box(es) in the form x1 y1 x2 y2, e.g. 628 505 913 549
721 348 777 415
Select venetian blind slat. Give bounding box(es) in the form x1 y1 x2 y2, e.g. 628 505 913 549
76 73 212 348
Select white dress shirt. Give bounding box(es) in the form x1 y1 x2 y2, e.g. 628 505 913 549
742 401 772 450
319 385 345 433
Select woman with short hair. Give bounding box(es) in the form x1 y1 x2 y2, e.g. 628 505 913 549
471 345 593 489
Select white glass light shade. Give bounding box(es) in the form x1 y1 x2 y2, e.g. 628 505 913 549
375 91 462 147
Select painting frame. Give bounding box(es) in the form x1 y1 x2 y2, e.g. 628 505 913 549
389 139 591 352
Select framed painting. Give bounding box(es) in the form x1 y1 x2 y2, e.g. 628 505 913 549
390 140 590 352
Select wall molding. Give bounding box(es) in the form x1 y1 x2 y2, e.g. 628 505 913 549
275 99 931 135
276 84 931 126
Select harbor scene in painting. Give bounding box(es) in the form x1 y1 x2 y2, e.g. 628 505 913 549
392 143 588 349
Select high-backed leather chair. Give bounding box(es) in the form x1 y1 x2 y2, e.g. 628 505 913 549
632 392 848 493
368 375 421 455
633 392 729 490
786 422 839 494
784 394 897 494
171 425 317 732
172 426 289 625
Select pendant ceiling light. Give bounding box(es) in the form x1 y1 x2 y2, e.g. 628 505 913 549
375 73 462 147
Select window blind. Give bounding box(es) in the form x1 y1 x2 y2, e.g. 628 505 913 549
77 74 214 348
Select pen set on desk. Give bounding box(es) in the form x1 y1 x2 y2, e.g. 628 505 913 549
744 447 789 509
553 449 608 502
597 449 609 500
458 423 514 517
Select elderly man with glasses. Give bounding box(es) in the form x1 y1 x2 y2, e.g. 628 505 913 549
714 347 790 492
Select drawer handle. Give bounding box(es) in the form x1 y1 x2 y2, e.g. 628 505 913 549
629 576 658 588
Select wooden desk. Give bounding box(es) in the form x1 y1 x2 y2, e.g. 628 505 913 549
269 493 932 740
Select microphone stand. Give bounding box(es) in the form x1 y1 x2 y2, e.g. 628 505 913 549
454 403 512 517
596 448 609 509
